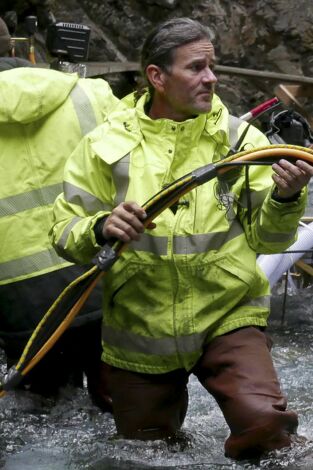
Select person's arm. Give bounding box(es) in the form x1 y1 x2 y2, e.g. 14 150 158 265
233 124 312 254
50 135 114 264
240 161 312 254
50 133 154 264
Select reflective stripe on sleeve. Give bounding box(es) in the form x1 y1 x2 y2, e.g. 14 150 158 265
256 224 297 243
238 188 269 209
239 295 271 309
56 216 82 252
70 83 98 136
112 154 130 206
63 182 112 214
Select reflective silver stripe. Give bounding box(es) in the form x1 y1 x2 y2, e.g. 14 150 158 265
57 216 82 252
102 324 208 356
173 220 243 254
228 115 243 147
0 248 66 282
239 188 269 209
128 221 244 256
239 188 296 242
112 154 130 205
70 83 97 136
130 233 168 255
239 295 271 309
64 182 111 214
0 183 62 217
52 245 79 264
257 225 297 243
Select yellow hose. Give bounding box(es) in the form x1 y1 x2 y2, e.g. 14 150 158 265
220 144 313 172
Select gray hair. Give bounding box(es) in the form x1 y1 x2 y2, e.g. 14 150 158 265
141 17 212 76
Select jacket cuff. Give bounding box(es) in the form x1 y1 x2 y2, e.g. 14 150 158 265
271 187 302 203
93 216 108 246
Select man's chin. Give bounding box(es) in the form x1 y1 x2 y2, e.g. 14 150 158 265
195 102 212 115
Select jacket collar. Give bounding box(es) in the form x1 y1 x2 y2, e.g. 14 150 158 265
91 92 231 164
136 92 230 143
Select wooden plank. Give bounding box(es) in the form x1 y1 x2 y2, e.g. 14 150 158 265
214 65 313 85
275 84 313 127
36 61 313 85
295 260 313 277
82 61 140 76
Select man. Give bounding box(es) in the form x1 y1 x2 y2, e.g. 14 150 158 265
51 18 313 459
0 66 122 407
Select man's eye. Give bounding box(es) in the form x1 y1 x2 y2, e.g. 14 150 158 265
191 63 203 71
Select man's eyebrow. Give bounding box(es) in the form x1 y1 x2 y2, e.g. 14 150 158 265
184 53 216 67
189 55 215 63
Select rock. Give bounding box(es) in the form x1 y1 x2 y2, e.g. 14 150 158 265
5 0 312 114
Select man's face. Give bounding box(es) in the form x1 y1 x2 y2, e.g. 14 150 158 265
158 39 217 121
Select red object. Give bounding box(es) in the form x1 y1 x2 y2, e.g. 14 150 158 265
250 97 279 117
240 97 280 121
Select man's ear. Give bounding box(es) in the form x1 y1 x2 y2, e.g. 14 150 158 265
146 64 166 92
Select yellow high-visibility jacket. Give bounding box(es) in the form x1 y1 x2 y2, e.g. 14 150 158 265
0 67 122 342
51 92 307 374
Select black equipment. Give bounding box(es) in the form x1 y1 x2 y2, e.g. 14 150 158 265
46 21 90 61
266 109 313 147
46 22 90 77
24 15 37 36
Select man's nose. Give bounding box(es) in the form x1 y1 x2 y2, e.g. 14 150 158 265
203 67 217 83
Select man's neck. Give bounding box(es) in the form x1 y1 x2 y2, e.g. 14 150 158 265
148 95 192 122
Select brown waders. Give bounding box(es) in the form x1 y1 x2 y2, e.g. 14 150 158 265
102 327 298 460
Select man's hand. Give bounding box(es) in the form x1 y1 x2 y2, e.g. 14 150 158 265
272 159 313 199
102 201 156 243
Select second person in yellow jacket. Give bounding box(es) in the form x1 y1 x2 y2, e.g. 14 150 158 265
0 66 122 406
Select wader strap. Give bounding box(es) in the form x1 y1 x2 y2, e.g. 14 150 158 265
228 115 243 148
228 115 252 157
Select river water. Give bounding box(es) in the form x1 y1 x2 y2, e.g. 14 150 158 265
1 285 313 470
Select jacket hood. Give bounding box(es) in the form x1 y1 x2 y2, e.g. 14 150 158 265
0 67 80 124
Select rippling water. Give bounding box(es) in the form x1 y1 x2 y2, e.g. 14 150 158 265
1 286 313 470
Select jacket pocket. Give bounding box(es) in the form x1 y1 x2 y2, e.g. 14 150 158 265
191 253 256 314
103 261 174 337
